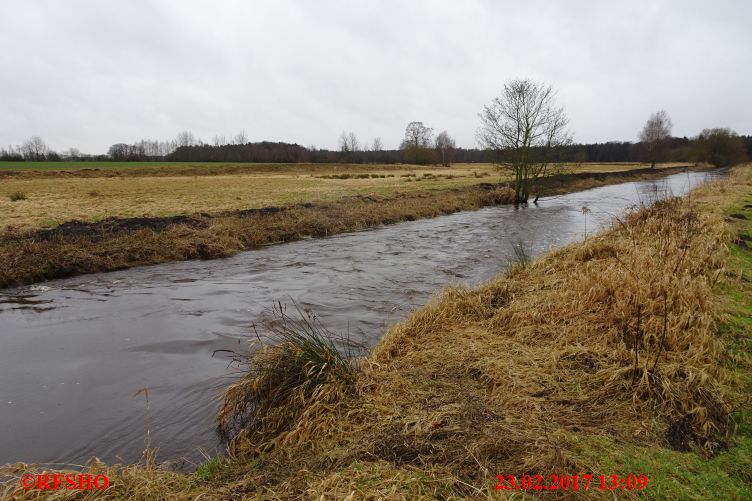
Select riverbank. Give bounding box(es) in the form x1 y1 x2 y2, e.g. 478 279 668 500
0 164 700 288
1 165 748 500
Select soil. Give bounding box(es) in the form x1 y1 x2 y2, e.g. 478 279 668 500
31 215 208 241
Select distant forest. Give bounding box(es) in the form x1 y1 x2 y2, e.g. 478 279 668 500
2 133 751 166
165 136 752 165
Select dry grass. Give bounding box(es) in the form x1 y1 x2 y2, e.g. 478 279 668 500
0 163 685 232
217 302 363 455
0 456 202 501
0 164 495 231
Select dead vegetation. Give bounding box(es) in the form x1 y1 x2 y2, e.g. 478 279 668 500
0 163 692 233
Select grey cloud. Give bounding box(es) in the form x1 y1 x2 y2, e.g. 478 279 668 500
1 0 750 154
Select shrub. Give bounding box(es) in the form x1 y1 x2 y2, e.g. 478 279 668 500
9 191 26 201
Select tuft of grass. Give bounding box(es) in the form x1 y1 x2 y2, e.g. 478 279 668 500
9 191 26 201
217 301 364 456
195 457 223 482
87 189 101 197
510 239 532 268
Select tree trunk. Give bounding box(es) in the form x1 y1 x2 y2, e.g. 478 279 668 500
514 168 523 204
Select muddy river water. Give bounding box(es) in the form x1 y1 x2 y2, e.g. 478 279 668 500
0 169 724 467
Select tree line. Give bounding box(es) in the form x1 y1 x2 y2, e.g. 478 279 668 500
2 116 750 168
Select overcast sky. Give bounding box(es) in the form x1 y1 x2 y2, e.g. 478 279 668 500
1 0 750 154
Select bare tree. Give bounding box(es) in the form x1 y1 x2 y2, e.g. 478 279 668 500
213 135 227 146
175 130 196 148
435 130 456 166
160 140 177 156
63 147 81 160
347 132 360 153
638 110 673 168
400 122 433 149
338 131 360 162
338 132 349 154
477 78 571 204
21 136 49 160
372 137 383 152
233 130 248 145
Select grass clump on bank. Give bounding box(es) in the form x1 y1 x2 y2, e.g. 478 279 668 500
218 302 362 455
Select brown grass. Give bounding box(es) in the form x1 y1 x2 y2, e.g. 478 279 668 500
0 163 688 232
0 455 203 501
217 302 363 455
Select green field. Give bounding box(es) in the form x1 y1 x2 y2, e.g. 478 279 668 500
0 161 292 171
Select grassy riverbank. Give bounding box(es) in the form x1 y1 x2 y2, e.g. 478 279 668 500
1 165 749 500
0 164 698 288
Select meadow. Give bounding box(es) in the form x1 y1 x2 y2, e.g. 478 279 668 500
0 162 687 231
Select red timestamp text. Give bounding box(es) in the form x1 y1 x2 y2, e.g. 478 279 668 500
495 473 649 492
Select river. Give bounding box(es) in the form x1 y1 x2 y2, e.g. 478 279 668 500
0 169 723 467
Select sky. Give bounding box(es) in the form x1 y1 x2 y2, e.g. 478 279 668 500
1 0 750 154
